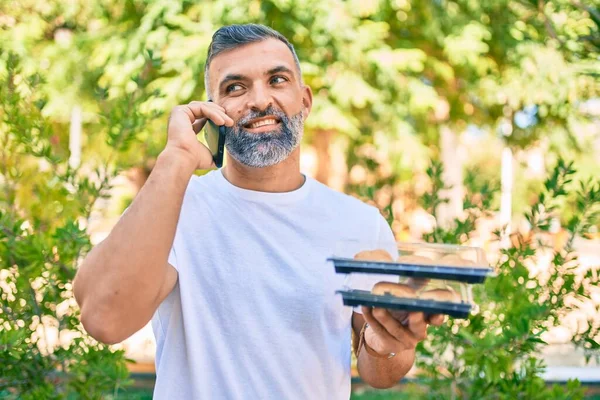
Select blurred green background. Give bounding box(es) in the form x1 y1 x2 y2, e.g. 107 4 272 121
1 0 600 399
2 0 599 213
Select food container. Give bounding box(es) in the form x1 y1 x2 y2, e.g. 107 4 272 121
329 241 493 319
330 241 493 284
336 277 473 318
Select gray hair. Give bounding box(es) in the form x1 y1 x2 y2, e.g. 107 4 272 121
204 24 302 99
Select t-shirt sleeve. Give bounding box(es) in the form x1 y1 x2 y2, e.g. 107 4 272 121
351 212 398 314
167 245 178 271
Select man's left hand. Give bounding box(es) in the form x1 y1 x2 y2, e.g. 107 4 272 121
361 306 445 356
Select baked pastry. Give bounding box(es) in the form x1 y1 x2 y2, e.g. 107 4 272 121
420 288 461 303
371 282 417 298
406 277 430 290
397 255 432 289
412 250 438 260
439 254 475 267
397 255 434 265
353 249 394 262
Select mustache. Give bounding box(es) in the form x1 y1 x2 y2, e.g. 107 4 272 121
237 106 287 129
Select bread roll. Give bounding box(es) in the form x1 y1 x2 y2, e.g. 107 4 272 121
396 255 432 289
438 254 475 267
407 277 431 290
438 254 463 264
397 255 434 265
420 288 460 303
413 250 438 260
353 249 394 262
371 282 417 298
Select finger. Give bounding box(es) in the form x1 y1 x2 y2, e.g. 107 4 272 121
192 100 226 112
367 307 416 347
427 314 445 327
192 118 207 134
170 105 197 125
189 101 235 127
361 307 396 342
196 106 226 126
407 312 428 341
175 102 220 124
388 309 410 326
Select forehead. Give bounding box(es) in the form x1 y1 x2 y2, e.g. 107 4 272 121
209 38 298 85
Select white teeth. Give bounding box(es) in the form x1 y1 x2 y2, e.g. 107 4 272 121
249 119 277 129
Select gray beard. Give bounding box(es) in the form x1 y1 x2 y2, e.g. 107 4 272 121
224 108 304 168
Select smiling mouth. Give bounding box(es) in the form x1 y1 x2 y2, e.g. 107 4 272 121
244 118 280 129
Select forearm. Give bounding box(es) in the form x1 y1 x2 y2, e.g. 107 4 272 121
357 347 415 389
74 148 195 339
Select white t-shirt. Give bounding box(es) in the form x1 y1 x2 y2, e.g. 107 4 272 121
151 169 396 399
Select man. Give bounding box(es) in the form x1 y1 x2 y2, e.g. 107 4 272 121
73 24 443 399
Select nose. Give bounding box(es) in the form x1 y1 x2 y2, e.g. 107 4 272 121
247 83 272 112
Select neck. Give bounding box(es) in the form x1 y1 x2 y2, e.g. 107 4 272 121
221 147 305 193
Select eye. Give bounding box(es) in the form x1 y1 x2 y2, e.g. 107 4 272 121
270 76 288 85
226 83 244 93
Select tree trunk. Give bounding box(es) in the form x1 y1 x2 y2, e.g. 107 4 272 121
69 106 82 169
500 146 513 247
313 129 335 185
437 125 464 228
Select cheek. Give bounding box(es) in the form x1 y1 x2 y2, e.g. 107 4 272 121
220 98 246 120
273 91 304 115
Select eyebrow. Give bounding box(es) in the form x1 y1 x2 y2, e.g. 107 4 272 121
266 65 294 77
218 74 246 91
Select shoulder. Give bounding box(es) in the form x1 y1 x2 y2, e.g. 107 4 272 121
181 171 218 196
173 171 220 214
308 178 381 219
190 170 218 188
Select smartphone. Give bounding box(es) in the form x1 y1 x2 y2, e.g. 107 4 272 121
204 119 226 168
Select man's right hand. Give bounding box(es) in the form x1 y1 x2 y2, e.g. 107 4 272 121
165 101 234 170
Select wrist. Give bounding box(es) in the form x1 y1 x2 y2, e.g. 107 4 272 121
159 147 197 174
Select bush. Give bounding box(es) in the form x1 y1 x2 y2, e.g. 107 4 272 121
0 52 160 399
410 160 600 399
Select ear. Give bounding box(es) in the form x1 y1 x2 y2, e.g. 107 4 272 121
301 84 313 121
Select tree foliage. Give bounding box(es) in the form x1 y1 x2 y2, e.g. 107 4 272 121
1 0 599 398
0 52 160 398
408 158 600 399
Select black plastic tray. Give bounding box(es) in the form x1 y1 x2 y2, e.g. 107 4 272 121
329 257 493 284
337 290 472 318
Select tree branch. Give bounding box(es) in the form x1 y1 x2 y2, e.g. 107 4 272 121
570 0 600 25
538 0 563 43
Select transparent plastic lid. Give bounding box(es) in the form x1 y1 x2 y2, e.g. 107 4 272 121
397 242 488 268
329 240 494 284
